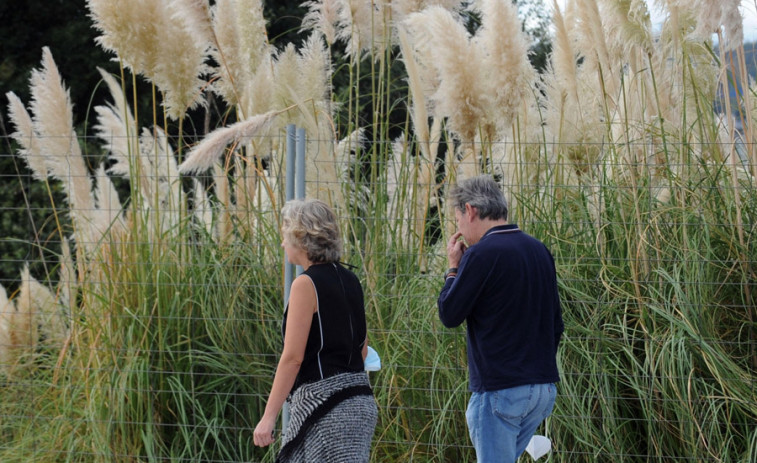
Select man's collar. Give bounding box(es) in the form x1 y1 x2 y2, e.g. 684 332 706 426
482 223 519 239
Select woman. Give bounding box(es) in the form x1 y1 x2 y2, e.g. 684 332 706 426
253 199 377 462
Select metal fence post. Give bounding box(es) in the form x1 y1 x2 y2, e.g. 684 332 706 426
281 123 297 436
281 125 307 440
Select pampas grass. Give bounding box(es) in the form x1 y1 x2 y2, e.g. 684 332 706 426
3 0 756 461
178 109 281 174
406 6 483 146
93 68 139 167
302 0 341 46
475 0 535 133
8 48 101 253
335 0 392 58
88 0 209 120
5 92 46 180
0 265 65 373
210 0 269 111
0 284 17 372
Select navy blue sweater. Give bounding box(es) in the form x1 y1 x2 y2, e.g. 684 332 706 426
437 224 563 392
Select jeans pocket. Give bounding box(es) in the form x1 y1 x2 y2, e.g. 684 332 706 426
491 385 532 420
541 383 557 420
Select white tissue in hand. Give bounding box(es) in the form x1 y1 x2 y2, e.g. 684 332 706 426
364 346 381 371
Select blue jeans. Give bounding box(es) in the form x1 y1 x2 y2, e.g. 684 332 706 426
465 383 557 463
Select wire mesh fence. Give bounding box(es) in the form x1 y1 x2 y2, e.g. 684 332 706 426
1 132 756 462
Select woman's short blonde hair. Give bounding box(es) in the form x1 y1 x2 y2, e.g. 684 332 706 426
281 199 342 263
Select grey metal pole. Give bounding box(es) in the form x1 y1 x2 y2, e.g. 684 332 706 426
295 127 306 200
284 123 296 305
295 127 307 276
281 123 297 436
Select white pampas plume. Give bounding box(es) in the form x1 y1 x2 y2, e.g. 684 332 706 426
335 128 365 170
58 236 76 311
272 44 301 110
210 0 243 105
0 284 15 369
235 0 269 75
607 0 653 54
575 0 612 75
335 0 391 58
171 0 215 48
11 48 99 251
88 0 209 120
398 26 432 158
137 126 183 232
720 0 743 51
192 179 214 235
20 266 67 348
401 9 443 100
270 34 332 135
406 6 484 144
179 110 281 174
302 0 341 46
246 52 276 118
392 0 466 20
29 48 94 213
297 33 333 106
693 0 742 49
210 0 268 110
8 268 39 359
550 0 579 104
6 92 47 180
475 0 535 131
94 69 139 174
213 162 234 244
94 165 124 230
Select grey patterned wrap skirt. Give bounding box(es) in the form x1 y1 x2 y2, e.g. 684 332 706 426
276 371 377 463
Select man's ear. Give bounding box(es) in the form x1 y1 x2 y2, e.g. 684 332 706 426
464 203 477 220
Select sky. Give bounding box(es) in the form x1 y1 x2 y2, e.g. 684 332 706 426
554 0 757 43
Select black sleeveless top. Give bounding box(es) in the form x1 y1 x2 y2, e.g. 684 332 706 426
283 262 367 390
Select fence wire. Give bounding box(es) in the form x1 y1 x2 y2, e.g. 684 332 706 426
1 134 756 462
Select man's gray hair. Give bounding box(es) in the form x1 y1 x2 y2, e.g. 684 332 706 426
449 175 508 221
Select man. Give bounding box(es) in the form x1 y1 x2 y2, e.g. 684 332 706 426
437 175 564 463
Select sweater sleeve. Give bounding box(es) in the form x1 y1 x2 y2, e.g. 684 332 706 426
437 251 485 328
